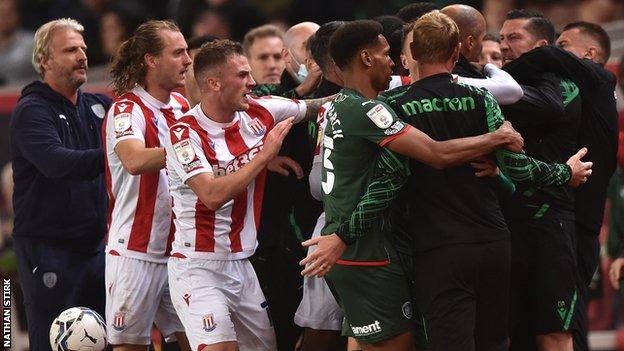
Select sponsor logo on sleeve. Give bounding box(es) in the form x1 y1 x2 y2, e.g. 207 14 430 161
366 104 393 129
113 101 135 138
384 120 405 135
170 125 203 173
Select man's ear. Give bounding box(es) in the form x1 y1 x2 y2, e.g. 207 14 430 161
361 50 372 67
206 76 221 91
144 53 157 69
40 54 52 73
400 53 408 70
282 48 291 63
586 46 598 61
535 39 548 48
466 35 474 52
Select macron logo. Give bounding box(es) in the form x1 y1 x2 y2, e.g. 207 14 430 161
351 320 382 336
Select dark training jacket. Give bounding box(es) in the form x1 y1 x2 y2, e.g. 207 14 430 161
10 81 111 251
504 46 618 232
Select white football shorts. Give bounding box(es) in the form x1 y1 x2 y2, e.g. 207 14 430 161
294 212 343 330
168 257 276 351
105 254 184 345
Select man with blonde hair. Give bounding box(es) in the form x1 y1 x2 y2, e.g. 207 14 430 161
381 11 591 351
10 18 110 350
104 20 191 351
299 18 525 351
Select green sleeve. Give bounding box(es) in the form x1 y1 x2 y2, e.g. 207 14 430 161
335 149 409 244
484 90 572 187
251 84 302 99
348 101 407 145
496 173 516 194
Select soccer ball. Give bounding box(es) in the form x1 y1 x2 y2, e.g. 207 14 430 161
49 307 107 351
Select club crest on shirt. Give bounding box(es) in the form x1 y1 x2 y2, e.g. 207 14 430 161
42 272 57 288
91 104 106 119
402 301 413 319
248 117 266 137
366 104 393 129
203 314 216 332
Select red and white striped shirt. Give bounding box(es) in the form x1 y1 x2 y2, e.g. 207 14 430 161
104 86 190 263
165 96 307 260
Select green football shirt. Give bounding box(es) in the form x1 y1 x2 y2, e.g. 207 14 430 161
321 88 409 263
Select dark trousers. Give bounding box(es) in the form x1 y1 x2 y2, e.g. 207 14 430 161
573 225 600 351
413 239 510 351
13 236 105 351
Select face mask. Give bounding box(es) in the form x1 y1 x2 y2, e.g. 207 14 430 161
296 63 308 83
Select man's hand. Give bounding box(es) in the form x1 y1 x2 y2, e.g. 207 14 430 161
566 147 593 187
495 121 524 153
471 156 500 177
260 117 294 161
267 156 303 179
610 258 624 290
295 63 322 97
300 234 347 277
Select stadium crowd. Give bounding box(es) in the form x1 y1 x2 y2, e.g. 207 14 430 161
3 1 624 351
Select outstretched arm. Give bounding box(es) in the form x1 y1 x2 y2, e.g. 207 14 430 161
456 63 524 105
385 120 523 169
483 91 591 188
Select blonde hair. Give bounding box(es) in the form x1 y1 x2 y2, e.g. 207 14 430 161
411 11 459 64
32 18 84 77
109 20 180 95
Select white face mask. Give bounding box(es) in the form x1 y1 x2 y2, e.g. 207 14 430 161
296 63 308 83
290 49 308 83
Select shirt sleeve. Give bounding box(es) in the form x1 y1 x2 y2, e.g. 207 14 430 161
457 64 524 105
11 102 103 180
165 123 213 183
347 100 409 146
501 73 566 129
253 95 308 124
309 104 329 201
108 99 146 147
483 90 572 187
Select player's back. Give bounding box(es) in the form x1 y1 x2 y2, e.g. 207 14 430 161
384 73 509 252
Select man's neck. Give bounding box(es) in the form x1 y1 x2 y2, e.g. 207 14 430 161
417 61 454 81
44 77 79 105
325 68 343 87
199 98 235 123
343 69 377 100
142 78 171 104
